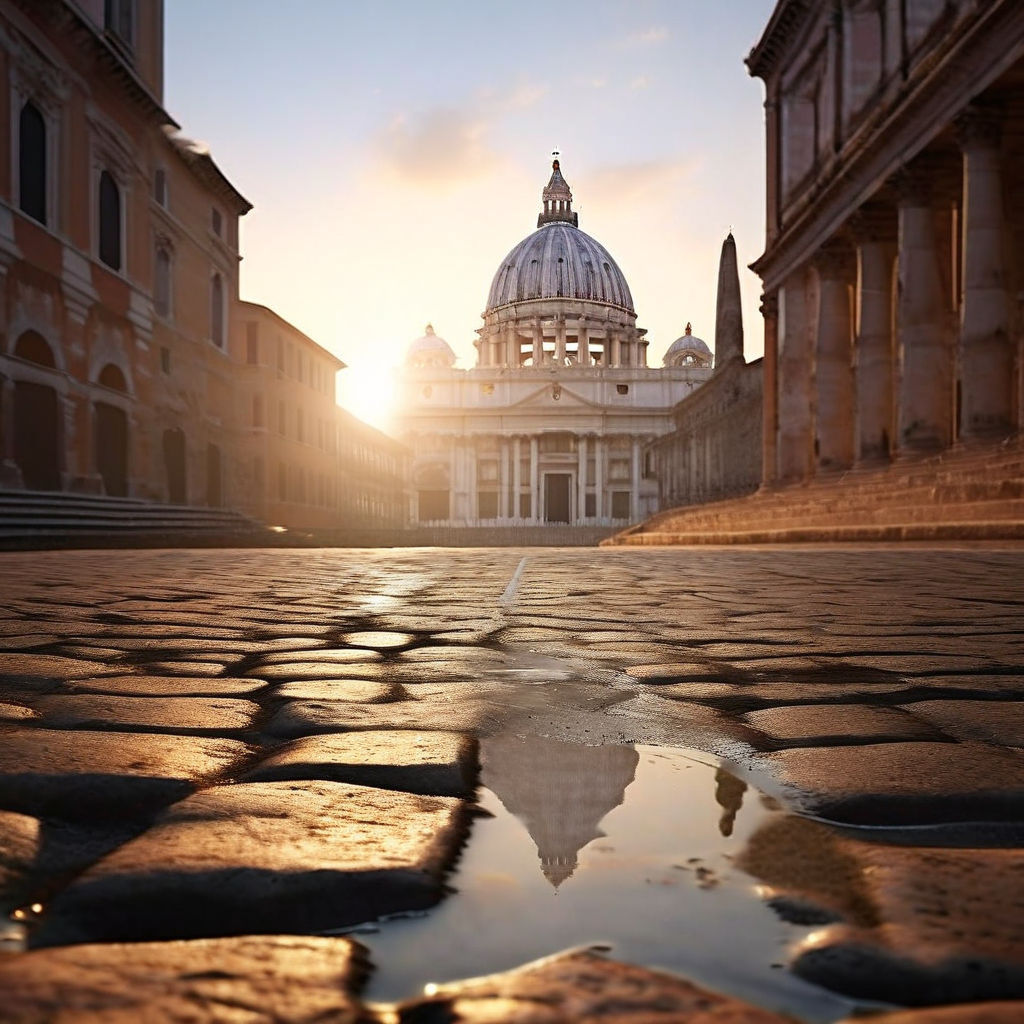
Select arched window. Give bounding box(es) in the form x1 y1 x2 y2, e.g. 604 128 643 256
210 272 224 347
154 248 171 318
14 330 56 368
98 171 121 270
19 102 46 225
98 363 127 391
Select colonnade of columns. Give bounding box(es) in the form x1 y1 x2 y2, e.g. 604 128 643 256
476 315 648 369
439 431 650 524
764 102 1019 484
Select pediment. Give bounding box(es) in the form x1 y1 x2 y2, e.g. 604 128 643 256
508 383 602 410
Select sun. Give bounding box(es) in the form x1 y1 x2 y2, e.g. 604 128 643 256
337 362 398 433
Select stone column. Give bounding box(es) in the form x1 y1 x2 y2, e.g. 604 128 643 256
532 320 543 365
577 434 588 522
467 439 478 523
555 315 566 365
577 317 590 366
512 435 522 521
507 326 519 368
499 439 510 520
0 376 23 487
611 332 621 368
852 225 897 463
897 173 954 453
813 245 855 471
760 292 779 486
957 104 1014 439
777 271 815 481
595 436 605 521
630 436 641 522
529 435 539 522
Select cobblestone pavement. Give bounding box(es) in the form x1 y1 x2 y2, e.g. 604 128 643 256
0 545 1023 1023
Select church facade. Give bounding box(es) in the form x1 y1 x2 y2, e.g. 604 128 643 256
395 161 713 529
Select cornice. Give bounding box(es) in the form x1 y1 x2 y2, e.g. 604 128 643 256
746 0 814 81
750 0 1024 290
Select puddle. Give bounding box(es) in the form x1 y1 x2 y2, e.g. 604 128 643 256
353 735 863 1021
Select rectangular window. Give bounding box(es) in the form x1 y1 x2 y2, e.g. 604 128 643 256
153 168 167 207
478 491 498 519
154 248 171 318
297 409 304 443
519 492 531 518
160 347 171 374
246 323 259 364
585 493 596 517
211 206 222 237
104 0 135 51
611 491 631 519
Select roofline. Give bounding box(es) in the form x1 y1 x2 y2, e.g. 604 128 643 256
745 0 813 80
334 406 408 450
237 300 346 368
166 132 252 216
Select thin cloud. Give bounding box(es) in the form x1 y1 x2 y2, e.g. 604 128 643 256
376 107 496 186
622 26 669 47
584 158 694 206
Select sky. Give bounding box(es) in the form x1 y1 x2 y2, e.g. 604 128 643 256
165 0 775 431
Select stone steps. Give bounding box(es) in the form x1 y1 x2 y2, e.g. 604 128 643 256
609 437 1024 545
0 490 270 549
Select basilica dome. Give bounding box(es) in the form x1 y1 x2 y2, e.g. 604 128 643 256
405 324 456 368
663 323 712 368
484 160 634 315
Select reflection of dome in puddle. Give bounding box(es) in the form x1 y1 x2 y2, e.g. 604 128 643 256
482 734 639 888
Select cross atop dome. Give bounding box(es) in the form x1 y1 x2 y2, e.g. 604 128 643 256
538 154 578 228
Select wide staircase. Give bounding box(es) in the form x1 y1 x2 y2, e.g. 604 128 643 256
606 436 1024 545
0 489 271 549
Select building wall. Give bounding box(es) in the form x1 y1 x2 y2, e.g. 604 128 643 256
649 358 763 510
749 0 1024 485
0 0 250 510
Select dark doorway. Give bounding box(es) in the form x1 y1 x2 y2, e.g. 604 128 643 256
163 428 187 504
206 443 222 507
14 381 60 490
544 473 571 523
95 402 128 497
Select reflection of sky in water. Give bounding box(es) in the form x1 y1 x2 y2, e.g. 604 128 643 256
355 738 860 1022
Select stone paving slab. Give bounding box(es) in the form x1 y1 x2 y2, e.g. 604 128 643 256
754 741 1024 825
65 674 269 697
742 704 938 746
243 729 478 796
899 700 1024 747
0 653 120 689
392 947 796 1023
272 679 402 703
0 809 39 904
35 780 469 945
264 697 497 739
0 728 249 818
29 694 260 735
0 934 367 1023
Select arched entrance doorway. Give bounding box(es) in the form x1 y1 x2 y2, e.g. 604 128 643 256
206 443 222 507
163 428 187 504
95 364 128 497
12 331 60 491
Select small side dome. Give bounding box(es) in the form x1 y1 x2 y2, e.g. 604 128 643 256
406 323 456 369
663 323 712 368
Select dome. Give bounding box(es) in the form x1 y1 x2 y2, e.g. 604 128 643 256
663 323 712 367
405 324 456 368
484 159 634 315
486 224 634 314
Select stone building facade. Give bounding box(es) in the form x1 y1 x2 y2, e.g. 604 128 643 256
396 160 712 528
0 0 406 531
648 235 764 509
748 0 1024 484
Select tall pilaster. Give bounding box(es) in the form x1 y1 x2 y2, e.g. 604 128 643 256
777 270 814 481
595 436 605 521
555 315 566 365
577 434 588 523
532 319 543 365
813 245 855 471
851 216 897 463
760 292 779 486
512 436 522 520
896 173 954 453
499 439 510 520
630 437 641 521
529 435 539 522
957 104 1014 439
577 316 590 366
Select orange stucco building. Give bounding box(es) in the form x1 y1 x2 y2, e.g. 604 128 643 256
0 0 407 531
